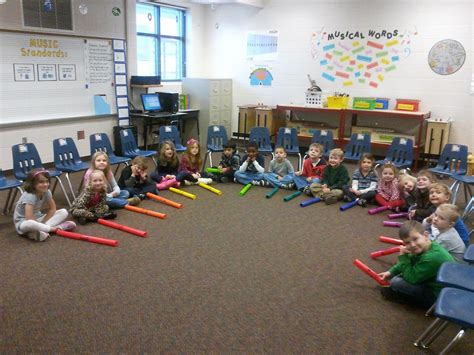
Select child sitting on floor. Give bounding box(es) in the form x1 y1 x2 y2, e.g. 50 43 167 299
378 220 455 308
178 138 213 185
118 156 157 199
150 140 181 188
293 143 326 191
214 141 240 183
308 148 349 205
375 163 404 211
423 204 466 263
342 153 378 207
263 146 295 189
234 142 265 186
409 170 436 222
398 174 417 211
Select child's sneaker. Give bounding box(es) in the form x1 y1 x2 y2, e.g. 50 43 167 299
138 193 146 200
251 180 260 186
127 196 141 206
343 196 352 202
101 212 117 220
287 182 295 190
24 231 50 242
324 196 338 205
303 186 312 196
56 221 77 231
357 198 367 207
197 178 213 185
184 180 193 186
259 180 271 187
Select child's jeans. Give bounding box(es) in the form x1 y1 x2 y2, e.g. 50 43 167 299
234 171 265 185
291 174 321 190
389 275 436 308
342 185 376 201
106 190 130 209
263 172 294 187
309 183 343 200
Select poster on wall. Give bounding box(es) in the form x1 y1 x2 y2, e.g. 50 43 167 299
247 30 278 61
428 39 466 75
58 64 76 81
84 39 113 85
310 26 417 88
249 66 274 86
37 64 57 81
13 63 35 81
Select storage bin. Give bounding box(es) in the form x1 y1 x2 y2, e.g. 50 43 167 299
327 96 349 109
395 99 420 112
305 91 323 107
375 98 389 110
352 97 376 110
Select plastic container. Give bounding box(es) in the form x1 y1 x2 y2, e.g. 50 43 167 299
395 99 420 112
375 98 389 110
327 96 349 109
353 97 376 110
305 91 323 107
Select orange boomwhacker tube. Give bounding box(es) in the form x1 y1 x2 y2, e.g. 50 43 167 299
125 204 167 219
55 229 118 247
146 192 183 209
97 218 147 237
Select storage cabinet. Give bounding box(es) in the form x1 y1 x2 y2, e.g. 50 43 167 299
182 78 232 147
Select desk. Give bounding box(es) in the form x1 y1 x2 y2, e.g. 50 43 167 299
131 109 199 149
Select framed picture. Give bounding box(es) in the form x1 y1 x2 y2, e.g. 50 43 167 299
13 63 35 81
58 64 76 81
37 64 57 81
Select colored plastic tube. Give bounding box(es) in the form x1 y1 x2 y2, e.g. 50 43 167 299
368 205 389 215
239 183 252 196
125 205 167 219
169 187 197 200
383 221 403 228
339 199 358 211
283 190 302 202
353 259 390 286
55 229 118 247
388 212 409 219
266 187 279 199
198 182 222 195
156 178 177 191
146 192 183 209
379 236 404 245
206 167 221 174
300 197 322 207
370 246 401 259
97 218 147 238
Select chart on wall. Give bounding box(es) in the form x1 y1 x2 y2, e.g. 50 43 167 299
428 39 466 75
0 31 115 124
247 30 279 61
310 26 417 88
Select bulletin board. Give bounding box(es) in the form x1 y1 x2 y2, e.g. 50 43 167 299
0 31 116 125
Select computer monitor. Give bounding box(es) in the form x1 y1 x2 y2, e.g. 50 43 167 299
141 94 162 112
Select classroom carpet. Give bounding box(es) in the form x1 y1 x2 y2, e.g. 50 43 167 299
0 161 473 353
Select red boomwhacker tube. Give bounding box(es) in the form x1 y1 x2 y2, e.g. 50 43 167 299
370 246 401 259
379 236 404 245
368 205 389 215
353 259 390 286
97 218 147 238
55 229 118 247
146 192 183 209
125 205 167 219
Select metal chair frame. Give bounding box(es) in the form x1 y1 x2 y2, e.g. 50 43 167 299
0 169 23 214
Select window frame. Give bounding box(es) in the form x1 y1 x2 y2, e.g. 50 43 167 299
136 2 186 82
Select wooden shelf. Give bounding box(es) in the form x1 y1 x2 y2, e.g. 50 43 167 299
130 84 163 88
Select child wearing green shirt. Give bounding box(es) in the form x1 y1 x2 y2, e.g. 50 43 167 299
378 220 455 308
307 148 349 205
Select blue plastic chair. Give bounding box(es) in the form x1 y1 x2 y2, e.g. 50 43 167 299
119 128 157 166
12 143 72 206
0 169 23 214
375 137 414 170
464 245 474 264
158 125 186 153
304 129 335 159
450 174 474 205
89 133 131 174
249 127 273 157
343 133 371 162
276 127 301 170
428 143 468 178
414 287 474 353
202 125 228 169
53 137 90 199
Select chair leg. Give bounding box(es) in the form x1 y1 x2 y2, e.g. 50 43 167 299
3 189 13 214
413 318 446 348
202 151 210 170
425 303 435 317
151 156 157 167
209 152 214 168
450 180 461 204
298 153 302 171
8 187 21 212
440 329 466 355
421 319 449 348
54 177 72 207
64 172 77 200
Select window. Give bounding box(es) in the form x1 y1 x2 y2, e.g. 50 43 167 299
136 3 185 81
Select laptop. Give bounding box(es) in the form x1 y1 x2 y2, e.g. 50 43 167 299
140 93 171 116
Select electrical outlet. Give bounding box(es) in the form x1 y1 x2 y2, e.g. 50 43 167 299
22 137 27 143
77 130 85 140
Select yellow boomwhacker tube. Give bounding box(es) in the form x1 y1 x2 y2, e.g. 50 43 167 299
169 187 197 200
198 182 222 195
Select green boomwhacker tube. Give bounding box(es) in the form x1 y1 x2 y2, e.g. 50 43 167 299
283 190 302 202
266 187 279 199
239 183 252 196
206 167 221 174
